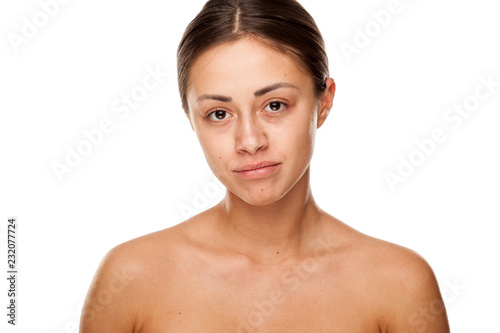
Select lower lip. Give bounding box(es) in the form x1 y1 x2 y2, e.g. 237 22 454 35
235 164 279 179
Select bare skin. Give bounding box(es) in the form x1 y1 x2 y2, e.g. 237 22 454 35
80 38 450 332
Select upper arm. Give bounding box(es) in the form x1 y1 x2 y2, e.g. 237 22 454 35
380 249 450 333
79 244 141 333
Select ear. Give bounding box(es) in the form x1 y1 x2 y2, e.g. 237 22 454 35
317 78 336 129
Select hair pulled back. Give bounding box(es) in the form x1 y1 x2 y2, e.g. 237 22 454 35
177 0 329 112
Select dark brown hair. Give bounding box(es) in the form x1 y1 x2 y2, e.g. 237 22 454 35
177 0 329 112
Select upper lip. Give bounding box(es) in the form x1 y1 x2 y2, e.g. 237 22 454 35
234 161 280 172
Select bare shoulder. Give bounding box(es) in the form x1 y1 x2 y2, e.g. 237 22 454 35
79 220 194 332
371 239 450 332
323 216 450 332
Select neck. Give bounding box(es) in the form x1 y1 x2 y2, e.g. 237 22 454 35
214 168 322 262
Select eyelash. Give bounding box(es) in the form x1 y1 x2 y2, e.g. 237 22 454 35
264 101 288 113
206 101 288 122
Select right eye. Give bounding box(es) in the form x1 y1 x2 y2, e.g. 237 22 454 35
208 110 231 121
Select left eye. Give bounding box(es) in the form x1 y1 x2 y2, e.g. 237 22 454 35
264 101 286 112
208 110 231 121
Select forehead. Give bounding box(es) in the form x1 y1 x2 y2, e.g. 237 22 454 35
186 38 312 103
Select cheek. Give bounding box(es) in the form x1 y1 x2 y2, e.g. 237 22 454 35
288 109 316 146
274 111 316 169
196 130 231 175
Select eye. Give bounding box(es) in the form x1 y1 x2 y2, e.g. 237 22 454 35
264 101 287 113
208 110 231 121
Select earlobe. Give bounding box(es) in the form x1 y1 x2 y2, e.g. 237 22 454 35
317 78 336 129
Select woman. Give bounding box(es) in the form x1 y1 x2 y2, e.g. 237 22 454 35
80 0 450 332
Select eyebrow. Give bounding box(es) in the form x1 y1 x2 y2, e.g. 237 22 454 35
196 94 232 103
196 82 298 103
254 82 298 97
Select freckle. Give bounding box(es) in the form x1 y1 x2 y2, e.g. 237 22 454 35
277 251 279 254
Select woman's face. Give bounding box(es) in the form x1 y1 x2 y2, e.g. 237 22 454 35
186 37 334 206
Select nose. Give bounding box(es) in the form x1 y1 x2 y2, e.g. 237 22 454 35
235 113 268 155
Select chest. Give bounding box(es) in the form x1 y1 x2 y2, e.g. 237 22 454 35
136 266 381 332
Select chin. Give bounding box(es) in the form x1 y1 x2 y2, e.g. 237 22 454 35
234 188 288 206
243 197 278 206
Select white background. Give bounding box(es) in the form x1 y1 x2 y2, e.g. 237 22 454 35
1 0 499 332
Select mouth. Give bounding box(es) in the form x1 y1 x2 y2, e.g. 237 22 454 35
235 161 280 172
234 161 280 179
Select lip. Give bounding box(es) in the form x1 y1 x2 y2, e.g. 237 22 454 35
234 161 280 179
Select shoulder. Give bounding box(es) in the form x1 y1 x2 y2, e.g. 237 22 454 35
320 216 449 332
356 234 450 332
364 237 439 298
93 222 191 280
321 217 442 293
79 222 193 332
